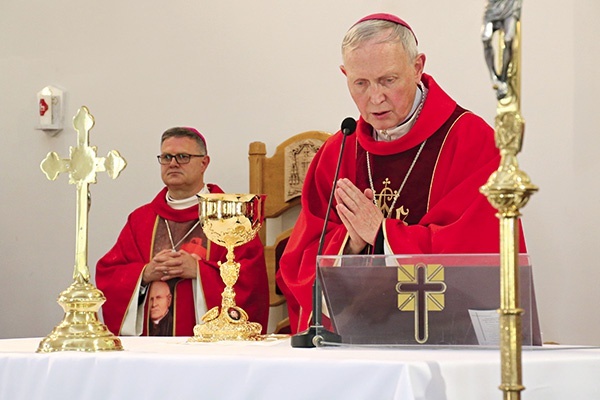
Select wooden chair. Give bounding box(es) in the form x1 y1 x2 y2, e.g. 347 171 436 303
249 130 331 334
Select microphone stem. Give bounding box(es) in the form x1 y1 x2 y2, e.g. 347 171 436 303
313 132 349 327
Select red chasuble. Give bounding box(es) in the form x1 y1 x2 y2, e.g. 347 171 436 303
277 74 527 334
96 184 269 336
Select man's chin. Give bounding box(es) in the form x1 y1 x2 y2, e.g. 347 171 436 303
367 115 397 131
164 177 184 186
370 123 395 131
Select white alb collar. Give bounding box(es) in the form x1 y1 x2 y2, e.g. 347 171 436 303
374 83 427 142
166 185 210 210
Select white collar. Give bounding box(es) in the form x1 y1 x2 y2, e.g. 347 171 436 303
166 185 210 210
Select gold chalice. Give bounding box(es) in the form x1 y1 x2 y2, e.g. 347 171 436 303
188 193 265 342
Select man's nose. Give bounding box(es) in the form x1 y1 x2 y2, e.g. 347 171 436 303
368 84 386 104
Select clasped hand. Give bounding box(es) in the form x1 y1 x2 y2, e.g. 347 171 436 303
334 178 383 254
142 249 200 285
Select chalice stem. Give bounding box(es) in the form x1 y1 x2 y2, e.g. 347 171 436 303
220 246 241 309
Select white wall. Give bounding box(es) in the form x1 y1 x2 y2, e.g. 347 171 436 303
1 1 598 345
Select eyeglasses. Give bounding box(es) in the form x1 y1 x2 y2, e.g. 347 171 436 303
157 153 205 165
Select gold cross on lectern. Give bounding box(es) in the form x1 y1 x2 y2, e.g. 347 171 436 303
40 106 126 283
37 106 126 353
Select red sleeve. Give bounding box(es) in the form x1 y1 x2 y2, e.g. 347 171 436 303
96 207 155 335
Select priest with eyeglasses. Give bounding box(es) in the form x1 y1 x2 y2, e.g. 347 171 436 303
96 127 269 336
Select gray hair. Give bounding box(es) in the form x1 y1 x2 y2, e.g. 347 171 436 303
342 20 418 60
160 127 207 155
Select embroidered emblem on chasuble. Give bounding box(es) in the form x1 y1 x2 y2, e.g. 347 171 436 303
396 263 447 344
355 108 467 224
356 133 445 225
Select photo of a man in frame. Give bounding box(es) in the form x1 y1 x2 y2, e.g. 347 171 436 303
148 280 174 336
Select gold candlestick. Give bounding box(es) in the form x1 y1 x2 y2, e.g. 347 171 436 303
37 106 126 352
481 2 537 398
188 193 265 342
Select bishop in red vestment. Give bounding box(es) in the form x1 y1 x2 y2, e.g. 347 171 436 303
276 14 527 334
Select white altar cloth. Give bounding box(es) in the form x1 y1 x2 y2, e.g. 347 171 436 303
0 337 599 400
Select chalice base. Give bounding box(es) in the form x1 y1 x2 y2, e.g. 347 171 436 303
37 282 123 353
188 306 263 342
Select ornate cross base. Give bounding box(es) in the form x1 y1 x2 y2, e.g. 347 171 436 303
37 282 123 353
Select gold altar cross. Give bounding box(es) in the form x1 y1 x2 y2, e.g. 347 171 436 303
37 105 126 352
396 263 446 344
40 106 126 284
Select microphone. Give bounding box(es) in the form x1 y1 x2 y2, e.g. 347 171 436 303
341 117 358 136
291 117 356 348
316 117 356 257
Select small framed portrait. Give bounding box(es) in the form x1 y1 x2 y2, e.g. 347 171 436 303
227 307 242 322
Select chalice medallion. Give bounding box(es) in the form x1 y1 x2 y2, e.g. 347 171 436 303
188 193 265 342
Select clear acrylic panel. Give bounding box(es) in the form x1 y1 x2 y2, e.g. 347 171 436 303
317 254 540 347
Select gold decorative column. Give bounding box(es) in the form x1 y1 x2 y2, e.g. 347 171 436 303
480 4 538 398
37 106 126 352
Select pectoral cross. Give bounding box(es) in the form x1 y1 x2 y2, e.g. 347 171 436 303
396 263 446 344
40 106 126 284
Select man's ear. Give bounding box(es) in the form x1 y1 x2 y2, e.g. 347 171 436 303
414 53 426 82
202 155 211 170
340 65 347 76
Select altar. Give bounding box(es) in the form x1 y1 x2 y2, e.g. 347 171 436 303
0 337 599 400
